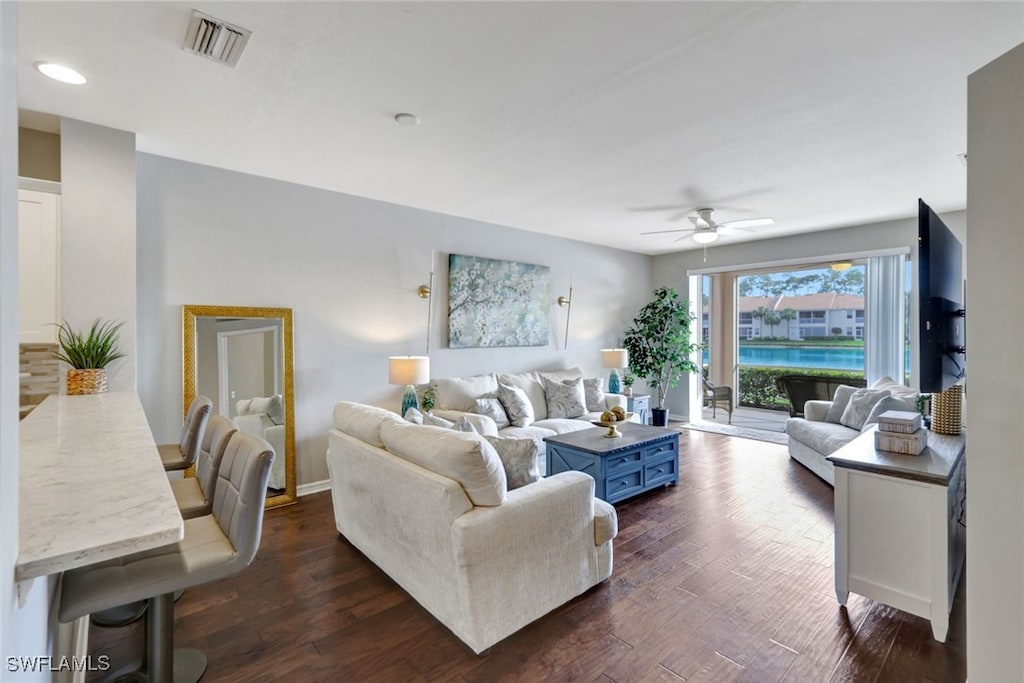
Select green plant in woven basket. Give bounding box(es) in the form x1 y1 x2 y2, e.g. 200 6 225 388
53 319 126 369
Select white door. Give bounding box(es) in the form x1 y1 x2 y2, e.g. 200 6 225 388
18 189 60 343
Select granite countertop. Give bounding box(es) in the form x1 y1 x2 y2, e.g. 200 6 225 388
16 391 184 582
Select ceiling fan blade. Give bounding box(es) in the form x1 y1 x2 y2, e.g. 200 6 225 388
719 217 774 230
641 228 695 236
718 226 754 235
673 233 698 243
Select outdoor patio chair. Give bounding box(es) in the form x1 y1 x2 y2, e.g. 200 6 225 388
702 378 733 424
775 374 867 418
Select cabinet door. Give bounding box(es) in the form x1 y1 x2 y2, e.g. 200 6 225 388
18 189 60 343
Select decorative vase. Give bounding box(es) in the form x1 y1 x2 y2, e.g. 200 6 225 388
652 407 669 427
66 368 108 395
624 386 633 397
608 369 621 394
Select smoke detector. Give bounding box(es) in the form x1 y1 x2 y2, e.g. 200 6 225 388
183 10 252 67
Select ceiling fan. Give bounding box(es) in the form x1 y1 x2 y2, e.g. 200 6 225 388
641 208 774 244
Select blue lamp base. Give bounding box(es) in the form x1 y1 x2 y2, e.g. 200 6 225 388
400 385 420 417
608 370 621 394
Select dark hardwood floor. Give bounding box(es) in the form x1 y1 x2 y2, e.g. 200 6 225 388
87 430 966 682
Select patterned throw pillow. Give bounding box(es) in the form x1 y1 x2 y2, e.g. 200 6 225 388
403 407 424 424
583 378 605 412
825 385 860 424
542 376 587 419
473 397 511 430
485 436 541 490
497 382 534 427
840 389 892 430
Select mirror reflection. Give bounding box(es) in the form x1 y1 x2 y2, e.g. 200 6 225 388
183 305 296 509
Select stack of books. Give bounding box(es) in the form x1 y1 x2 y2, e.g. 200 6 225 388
874 410 927 455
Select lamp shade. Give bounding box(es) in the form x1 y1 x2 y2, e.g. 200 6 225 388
389 356 430 385
600 348 628 369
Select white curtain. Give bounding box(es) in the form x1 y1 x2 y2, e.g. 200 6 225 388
865 254 906 384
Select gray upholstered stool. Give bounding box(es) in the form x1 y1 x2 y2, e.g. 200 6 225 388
170 414 237 519
159 396 213 472
92 414 239 629
61 432 275 683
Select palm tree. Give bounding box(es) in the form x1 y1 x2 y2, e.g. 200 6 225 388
779 308 797 339
751 306 770 338
764 311 781 338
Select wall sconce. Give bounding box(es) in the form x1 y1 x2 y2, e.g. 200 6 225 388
559 273 574 350
419 250 435 353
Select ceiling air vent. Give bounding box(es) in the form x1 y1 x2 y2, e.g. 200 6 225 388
183 10 251 68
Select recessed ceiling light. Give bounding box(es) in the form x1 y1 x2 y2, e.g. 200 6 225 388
34 62 87 85
394 113 420 126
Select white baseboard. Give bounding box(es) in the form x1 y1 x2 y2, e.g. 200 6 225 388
297 479 331 497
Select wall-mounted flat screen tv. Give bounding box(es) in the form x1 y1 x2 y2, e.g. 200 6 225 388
918 198 965 393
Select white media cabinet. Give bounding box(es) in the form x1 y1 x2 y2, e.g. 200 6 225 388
828 425 966 642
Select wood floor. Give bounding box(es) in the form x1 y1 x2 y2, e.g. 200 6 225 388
86 430 966 682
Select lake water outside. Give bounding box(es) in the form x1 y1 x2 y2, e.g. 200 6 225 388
703 346 911 372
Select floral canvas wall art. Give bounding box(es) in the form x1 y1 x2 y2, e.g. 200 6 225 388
448 254 550 348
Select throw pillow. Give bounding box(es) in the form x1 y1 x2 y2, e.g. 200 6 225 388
825 385 860 424
433 374 499 411
423 412 454 429
484 436 541 490
861 395 918 432
583 378 605 412
455 416 479 433
403 407 424 424
840 389 892 430
473 397 511 430
542 376 587 419
497 382 534 427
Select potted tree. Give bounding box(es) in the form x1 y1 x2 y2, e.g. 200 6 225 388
54 318 126 395
622 287 703 426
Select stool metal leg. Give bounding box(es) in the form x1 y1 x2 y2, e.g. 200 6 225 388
148 593 174 683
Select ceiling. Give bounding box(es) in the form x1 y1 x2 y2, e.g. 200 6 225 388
16 2 1024 255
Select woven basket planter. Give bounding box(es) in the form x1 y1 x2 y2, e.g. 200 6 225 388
66 368 109 395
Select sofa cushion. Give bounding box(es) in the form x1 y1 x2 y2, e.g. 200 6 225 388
404 407 424 424
424 413 455 428
542 376 587 419
498 372 547 420
583 378 605 412
500 425 558 440
434 374 498 411
861 395 918 432
473 397 511 429
236 394 285 425
825 385 860 424
334 401 404 448
532 418 594 435
484 436 541 490
785 418 860 457
840 388 891 430
496 382 534 427
871 376 920 402
538 366 583 382
380 421 507 507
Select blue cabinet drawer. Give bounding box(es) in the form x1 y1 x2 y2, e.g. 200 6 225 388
643 439 677 462
604 470 644 503
605 450 642 474
644 457 677 487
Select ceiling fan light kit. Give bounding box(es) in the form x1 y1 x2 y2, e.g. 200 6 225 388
692 230 719 244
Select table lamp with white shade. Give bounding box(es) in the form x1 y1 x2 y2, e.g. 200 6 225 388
601 348 628 394
389 356 430 417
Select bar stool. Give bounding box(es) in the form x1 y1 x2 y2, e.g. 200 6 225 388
170 414 237 519
91 414 238 629
60 431 275 683
159 396 213 472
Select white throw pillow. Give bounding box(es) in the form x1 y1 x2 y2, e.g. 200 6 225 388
497 372 547 420
497 382 534 427
403 407 424 424
825 385 860 424
861 395 918 432
542 376 587 419
380 421 507 506
583 378 605 412
423 413 454 429
455 416 479 433
472 398 510 429
840 389 892 431
433 374 499 411
484 436 541 490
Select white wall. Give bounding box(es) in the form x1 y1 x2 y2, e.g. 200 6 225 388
651 211 965 419
966 41 1024 683
136 154 652 485
2 5 53 679
60 119 136 390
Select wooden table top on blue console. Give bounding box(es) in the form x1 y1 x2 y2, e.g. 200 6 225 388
544 423 680 504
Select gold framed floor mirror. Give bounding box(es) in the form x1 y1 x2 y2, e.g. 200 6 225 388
182 305 297 509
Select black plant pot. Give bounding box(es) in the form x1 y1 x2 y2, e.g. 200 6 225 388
651 408 669 427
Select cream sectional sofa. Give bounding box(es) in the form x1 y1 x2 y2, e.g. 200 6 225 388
326 401 617 654
785 377 921 486
430 368 633 445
